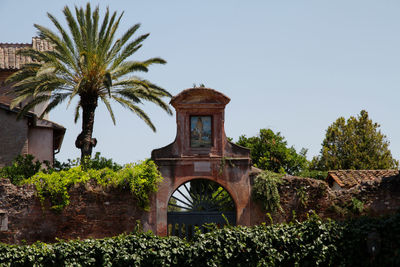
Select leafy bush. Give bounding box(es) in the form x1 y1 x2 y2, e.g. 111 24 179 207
53 152 123 172
24 159 162 211
236 128 309 175
2 213 400 266
0 153 123 186
252 171 283 212
297 169 328 180
0 154 48 185
350 198 364 214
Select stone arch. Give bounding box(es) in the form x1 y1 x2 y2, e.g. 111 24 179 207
167 178 237 237
151 88 253 236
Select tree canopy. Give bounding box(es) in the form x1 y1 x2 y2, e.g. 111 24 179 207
311 110 399 170
236 128 308 175
6 3 172 160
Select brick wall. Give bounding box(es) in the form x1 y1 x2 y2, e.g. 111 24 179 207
1 174 399 245
0 179 153 244
250 175 400 225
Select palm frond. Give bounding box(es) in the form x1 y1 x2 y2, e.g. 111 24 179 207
111 61 148 78
63 6 83 52
39 93 70 118
112 96 156 131
14 94 52 119
46 12 75 55
100 95 116 125
110 33 149 69
74 100 81 123
142 57 167 66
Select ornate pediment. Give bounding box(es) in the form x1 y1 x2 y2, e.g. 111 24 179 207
170 88 230 108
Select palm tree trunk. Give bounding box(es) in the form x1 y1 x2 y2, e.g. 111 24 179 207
75 96 98 161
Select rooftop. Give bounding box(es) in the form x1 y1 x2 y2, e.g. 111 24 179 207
0 37 53 70
327 170 399 188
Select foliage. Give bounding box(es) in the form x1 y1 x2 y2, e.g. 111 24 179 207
252 171 283 213
211 186 234 211
297 169 328 180
167 198 181 212
6 3 172 160
2 213 400 266
350 198 364 214
24 159 162 211
54 152 122 172
0 154 49 185
311 110 399 170
295 186 309 208
0 153 123 186
237 128 308 175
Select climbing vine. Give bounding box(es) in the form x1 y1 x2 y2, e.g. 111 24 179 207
24 159 162 211
252 171 283 212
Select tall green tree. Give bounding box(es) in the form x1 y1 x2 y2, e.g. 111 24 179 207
236 128 308 175
311 110 399 170
6 3 172 160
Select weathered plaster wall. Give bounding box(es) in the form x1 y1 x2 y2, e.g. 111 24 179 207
28 127 54 164
0 179 152 244
0 110 28 167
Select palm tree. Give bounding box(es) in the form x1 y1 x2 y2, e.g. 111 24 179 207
6 3 172 160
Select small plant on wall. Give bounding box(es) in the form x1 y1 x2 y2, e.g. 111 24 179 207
295 186 309 208
252 171 283 213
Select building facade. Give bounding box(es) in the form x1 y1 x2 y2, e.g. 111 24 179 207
0 38 65 166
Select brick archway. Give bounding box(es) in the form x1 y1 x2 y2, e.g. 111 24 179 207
167 178 237 237
151 88 253 236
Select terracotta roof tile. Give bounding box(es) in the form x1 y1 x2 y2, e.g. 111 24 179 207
0 37 53 70
327 170 399 188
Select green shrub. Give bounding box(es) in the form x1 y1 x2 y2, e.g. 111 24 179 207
53 152 123 172
350 198 364 214
252 171 283 213
2 213 400 266
24 159 162 211
0 154 48 185
0 153 123 186
297 170 328 180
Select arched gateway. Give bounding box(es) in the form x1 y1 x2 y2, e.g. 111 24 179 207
151 88 253 237
167 179 236 237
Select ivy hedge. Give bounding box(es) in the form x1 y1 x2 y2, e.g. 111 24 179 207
1 212 400 266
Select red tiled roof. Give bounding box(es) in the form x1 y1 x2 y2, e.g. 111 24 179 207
327 170 399 188
0 37 53 70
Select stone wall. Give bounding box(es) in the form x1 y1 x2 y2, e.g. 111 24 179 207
251 175 400 225
1 174 400 245
0 179 152 244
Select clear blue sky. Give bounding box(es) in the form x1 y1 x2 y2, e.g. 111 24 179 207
1 1 400 164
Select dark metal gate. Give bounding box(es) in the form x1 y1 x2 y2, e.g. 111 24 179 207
167 179 236 238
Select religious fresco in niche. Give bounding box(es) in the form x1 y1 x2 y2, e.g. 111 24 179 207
190 116 212 148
